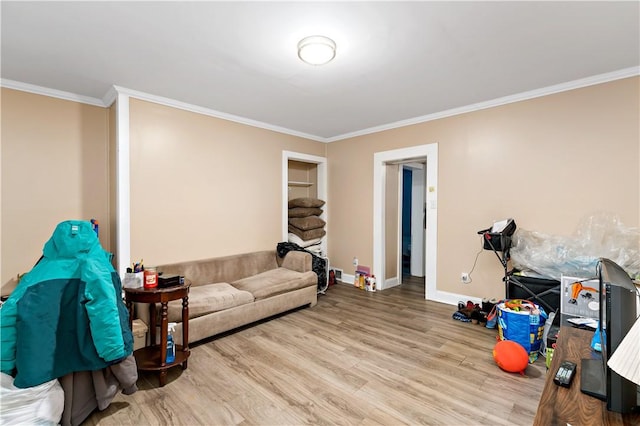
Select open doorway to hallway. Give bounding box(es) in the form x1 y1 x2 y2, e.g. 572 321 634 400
373 143 437 300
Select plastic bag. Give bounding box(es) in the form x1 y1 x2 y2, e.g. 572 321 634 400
0 372 64 425
510 212 640 281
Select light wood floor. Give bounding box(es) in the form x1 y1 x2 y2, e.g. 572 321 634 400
84 279 547 425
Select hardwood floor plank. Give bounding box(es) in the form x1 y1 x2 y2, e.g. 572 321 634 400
83 283 546 425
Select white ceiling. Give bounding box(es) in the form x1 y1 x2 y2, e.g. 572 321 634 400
2 1 639 142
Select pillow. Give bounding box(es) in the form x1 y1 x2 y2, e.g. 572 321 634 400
288 225 326 241
288 197 325 208
288 233 322 248
288 207 323 218
288 216 325 231
493 340 528 374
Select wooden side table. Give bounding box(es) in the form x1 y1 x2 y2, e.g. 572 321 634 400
124 283 190 387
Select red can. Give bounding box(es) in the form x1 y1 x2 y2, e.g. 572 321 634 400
143 268 158 289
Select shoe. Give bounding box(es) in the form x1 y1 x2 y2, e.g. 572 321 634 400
452 311 472 323
469 304 483 324
458 301 465 310
466 300 475 310
458 307 474 318
482 298 495 313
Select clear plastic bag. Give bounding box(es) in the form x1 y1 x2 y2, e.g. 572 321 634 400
0 372 64 425
510 212 640 281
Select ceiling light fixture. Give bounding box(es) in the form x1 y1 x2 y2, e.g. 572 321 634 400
297 35 336 65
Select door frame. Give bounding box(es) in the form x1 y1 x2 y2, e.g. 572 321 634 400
373 143 438 299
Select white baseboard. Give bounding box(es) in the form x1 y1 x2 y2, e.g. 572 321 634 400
428 289 483 307
385 277 399 289
341 273 356 286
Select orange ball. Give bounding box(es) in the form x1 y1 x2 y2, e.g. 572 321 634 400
493 340 528 374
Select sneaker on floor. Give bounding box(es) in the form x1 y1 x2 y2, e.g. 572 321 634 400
452 311 472 323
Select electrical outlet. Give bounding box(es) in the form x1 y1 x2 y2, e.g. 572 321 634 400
353 257 358 267
460 272 471 284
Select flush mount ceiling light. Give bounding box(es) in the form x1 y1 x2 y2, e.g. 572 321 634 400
297 35 336 65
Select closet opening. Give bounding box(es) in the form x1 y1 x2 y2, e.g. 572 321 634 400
282 151 328 256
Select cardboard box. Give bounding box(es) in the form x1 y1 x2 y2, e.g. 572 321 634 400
560 275 600 318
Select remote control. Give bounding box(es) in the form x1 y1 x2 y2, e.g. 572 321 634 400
553 360 577 387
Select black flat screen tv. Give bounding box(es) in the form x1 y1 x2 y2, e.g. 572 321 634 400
580 258 639 413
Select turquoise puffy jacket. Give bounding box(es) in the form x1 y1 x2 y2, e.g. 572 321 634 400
0 220 133 388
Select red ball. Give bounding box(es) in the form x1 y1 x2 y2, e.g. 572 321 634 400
493 340 528 374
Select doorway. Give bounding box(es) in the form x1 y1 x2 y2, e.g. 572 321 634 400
401 163 426 283
373 143 438 300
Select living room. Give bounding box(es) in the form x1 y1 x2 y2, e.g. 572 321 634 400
1 2 639 425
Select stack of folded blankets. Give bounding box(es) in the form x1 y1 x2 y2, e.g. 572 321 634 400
288 197 326 255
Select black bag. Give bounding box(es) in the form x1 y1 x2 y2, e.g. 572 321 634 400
276 242 327 292
478 219 516 252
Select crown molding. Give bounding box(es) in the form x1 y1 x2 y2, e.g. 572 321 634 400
325 66 640 143
3 66 638 143
0 79 106 107
111 86 326 142
102 86 118 107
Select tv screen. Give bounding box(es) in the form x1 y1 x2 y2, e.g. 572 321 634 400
580 258 638 413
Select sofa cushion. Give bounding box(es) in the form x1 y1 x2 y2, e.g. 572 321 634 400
157 250 279 286
167 283 254 322
232 268 316 300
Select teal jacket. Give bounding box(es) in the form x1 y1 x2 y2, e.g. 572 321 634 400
0 220 133 388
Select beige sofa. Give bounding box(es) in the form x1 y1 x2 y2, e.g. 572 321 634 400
136 250 318 345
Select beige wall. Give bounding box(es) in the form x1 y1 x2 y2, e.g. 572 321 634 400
327 77 640 300
3 77 638 302
1 88 111 284
128 99 326 267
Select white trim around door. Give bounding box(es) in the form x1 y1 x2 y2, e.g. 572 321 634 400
373 144 438 300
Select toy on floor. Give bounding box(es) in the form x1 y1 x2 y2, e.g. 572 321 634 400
493 340 529 375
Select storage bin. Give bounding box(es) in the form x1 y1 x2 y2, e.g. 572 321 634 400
132 319 148 351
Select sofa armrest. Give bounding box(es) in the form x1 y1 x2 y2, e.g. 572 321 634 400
281 251 312 273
